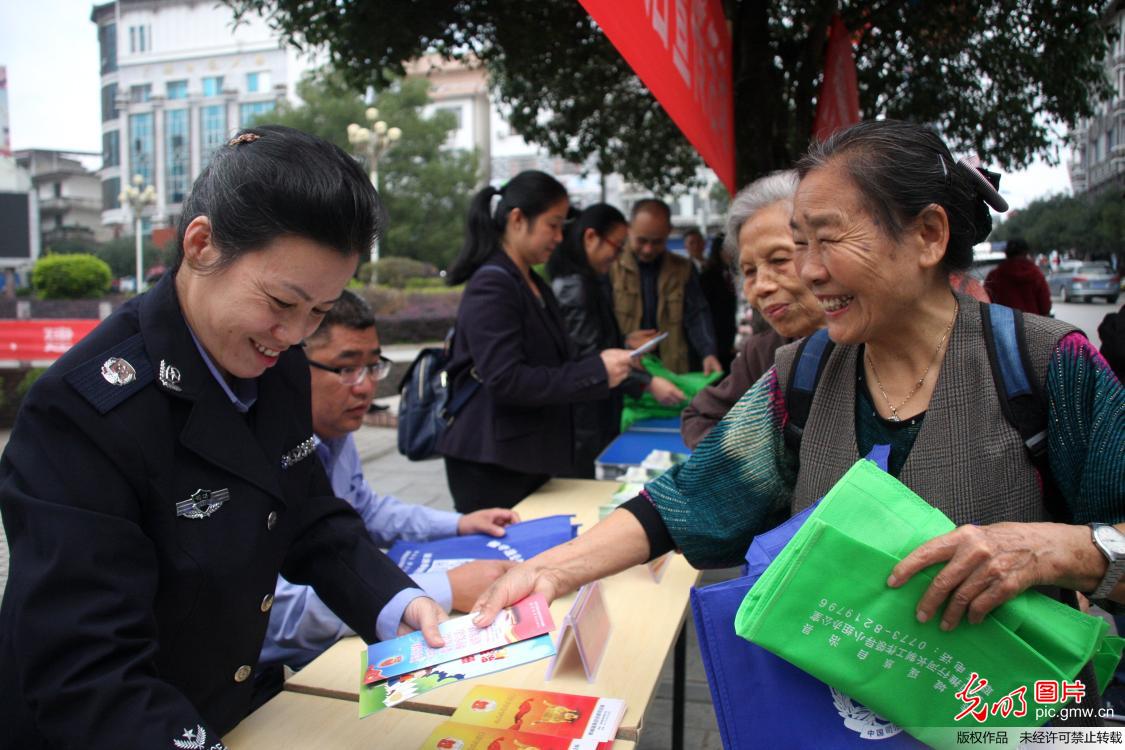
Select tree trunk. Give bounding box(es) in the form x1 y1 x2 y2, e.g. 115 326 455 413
730 0 835 188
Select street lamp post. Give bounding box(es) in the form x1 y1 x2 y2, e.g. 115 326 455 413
347 107 402 265
119 174 156 294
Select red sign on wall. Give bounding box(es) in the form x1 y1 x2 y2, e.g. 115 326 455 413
0 320 99 361
577 0 736 194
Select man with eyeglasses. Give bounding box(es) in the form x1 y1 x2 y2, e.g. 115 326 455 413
610 198 722 375
255 290 518 687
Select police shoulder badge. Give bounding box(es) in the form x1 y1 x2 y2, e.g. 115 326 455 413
101 357 137 385
65 333 154 415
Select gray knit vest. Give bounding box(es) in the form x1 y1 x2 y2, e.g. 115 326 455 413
774 297 1077 525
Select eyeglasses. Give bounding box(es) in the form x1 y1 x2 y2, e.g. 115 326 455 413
308 355 394 386
602 236 626 253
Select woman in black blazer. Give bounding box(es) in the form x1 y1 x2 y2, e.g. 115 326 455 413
438 171 633 511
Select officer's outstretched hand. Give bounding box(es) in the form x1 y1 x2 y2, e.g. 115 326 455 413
399 596 447 647
458 508 520 537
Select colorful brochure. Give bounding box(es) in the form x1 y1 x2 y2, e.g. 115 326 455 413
359 634 557 717
419 721 610 750
364 594 556 684
389 515 580 573
449 685 626 743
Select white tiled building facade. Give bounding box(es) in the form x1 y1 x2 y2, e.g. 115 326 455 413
1068 1 1125 195
91 0 314 232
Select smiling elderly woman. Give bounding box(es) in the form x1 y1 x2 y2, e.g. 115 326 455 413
470 120 1124 667
0 126 446 749
681 170 825 448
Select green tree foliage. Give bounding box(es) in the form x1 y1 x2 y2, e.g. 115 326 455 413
992 190 1125 259
31 254 113 299
92 236 165 279
249 70 479 269
225 1 1114 191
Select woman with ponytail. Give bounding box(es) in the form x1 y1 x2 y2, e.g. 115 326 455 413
439 171 633 510
547 203 685 478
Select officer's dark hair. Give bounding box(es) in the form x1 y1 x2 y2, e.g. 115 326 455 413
306 289 376 346
175 125 382 273
1004 237 1030 258
447 170 568 285
630 198 671 223
547 203 627 279
797 120 998 273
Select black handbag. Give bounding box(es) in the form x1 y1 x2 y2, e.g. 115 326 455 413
396 330 480 461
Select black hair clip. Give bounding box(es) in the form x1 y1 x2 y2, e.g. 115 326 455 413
956 156 1009 212
228 132 261 147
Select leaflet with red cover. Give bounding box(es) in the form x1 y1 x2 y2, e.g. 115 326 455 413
449 685 626 743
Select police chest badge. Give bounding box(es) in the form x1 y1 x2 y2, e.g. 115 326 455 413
176 488 230 519
280 435 316 470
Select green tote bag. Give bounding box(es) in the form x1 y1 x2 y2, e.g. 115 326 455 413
735 459 1123 748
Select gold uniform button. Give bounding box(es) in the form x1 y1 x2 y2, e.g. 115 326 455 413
234 665 253 683
260 593 274 613
266 511 278 531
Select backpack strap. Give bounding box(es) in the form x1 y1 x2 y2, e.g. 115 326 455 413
979 302 1068 521
783 328 835 456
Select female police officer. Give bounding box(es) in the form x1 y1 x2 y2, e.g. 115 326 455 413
0 126 446 749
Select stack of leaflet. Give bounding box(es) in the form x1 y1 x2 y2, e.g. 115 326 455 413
387 515 580 574
598 451 682 520
360 594 558 717
418 685 626 750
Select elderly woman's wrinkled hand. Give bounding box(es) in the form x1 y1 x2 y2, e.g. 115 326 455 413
471 562 570 628
887 522 1087 631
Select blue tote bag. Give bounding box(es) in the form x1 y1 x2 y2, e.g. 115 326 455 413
691 447 925 749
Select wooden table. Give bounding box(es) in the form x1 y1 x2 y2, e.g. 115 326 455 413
224 690 637 749
284 479 701 745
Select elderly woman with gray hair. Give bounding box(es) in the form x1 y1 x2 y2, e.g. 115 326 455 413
471 120 1124 662
681 170 825 449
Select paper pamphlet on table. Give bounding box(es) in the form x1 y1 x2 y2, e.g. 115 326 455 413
447 685 625 743
545 581 611 683
364 594 556 684
359 634 557 718
388 515 580 574
418 721 611 750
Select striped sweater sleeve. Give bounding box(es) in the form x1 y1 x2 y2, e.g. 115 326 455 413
642 366 796 568
1047 332 1125 523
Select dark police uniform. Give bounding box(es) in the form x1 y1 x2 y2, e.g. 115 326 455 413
0 274 418 749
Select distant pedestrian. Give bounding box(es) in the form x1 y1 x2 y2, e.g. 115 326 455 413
984 237 1051 315
698 233 738 372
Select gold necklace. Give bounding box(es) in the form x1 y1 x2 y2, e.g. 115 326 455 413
866 299 959 423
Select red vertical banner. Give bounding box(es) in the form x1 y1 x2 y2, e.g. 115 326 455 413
577 0 736 194
812 15 861 142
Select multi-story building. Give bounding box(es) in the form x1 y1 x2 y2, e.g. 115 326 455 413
13 149 107 247
1068 0 1125 195
409 55 724 236
91 0 315 232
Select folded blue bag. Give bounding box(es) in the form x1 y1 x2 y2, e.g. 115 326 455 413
387 514 579 573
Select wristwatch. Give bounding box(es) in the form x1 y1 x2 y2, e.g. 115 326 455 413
1088 524 1125 600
